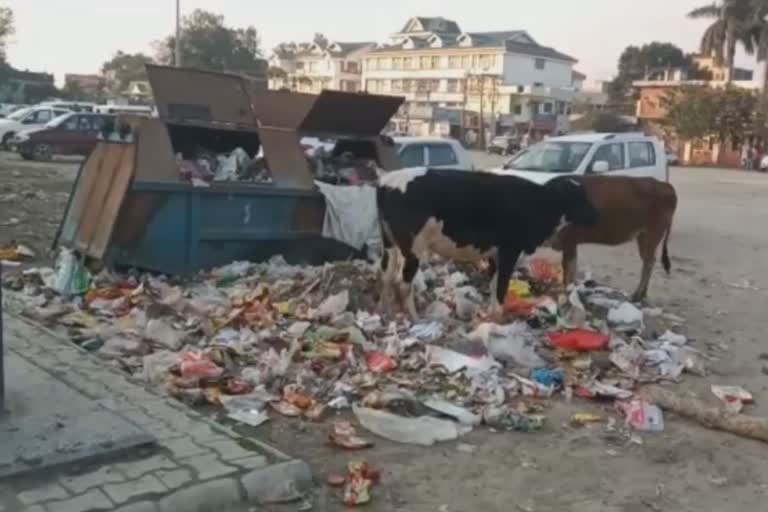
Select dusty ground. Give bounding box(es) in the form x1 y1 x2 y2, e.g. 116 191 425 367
3 151 768 511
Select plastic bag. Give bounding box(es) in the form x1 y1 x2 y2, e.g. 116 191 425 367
354 406 471 446
548 329 610 352
180 352 224 379
618 398 664 432
50 248 91 296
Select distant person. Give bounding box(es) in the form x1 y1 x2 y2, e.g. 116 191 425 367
741 144 750 170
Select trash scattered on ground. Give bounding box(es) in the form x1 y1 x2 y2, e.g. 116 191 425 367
711 385 753 414
4 253 708 453
618 398 665 432
342 461 380 506
329 420 374 450
644 385 768 444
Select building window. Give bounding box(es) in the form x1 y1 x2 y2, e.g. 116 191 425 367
308 61 317 72
446 79 459 93
392 79 403 92
543 102 553 113
347 61 359 73
378 58 387 70
431 56 440 69
393 57 402 70
404 57 414 69
367 79 378 92
296 61 305 70
557 101 565 115
420 56 431 69
513 104 522 115
403 79 413 92
535 58 546 70
381 79 391 92
517 85 524 93
345 81 358 92
449 56 460 69
461 55 471 69
480 54 493 68
368 59 377 71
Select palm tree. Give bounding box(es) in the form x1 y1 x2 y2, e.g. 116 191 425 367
688 0 755 82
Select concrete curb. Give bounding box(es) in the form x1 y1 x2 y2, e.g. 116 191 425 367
2 308 315 512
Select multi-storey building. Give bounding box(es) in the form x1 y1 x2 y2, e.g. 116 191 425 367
632 54 758 166
269 41 375 94
361 17 581 138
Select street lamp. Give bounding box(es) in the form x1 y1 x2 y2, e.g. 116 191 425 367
175 0 182 67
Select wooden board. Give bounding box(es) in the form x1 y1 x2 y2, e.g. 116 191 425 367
59 142 137 259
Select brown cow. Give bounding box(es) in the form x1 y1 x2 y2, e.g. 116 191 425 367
549 175 677 302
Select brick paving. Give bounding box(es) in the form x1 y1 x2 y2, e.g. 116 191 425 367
0 313 312 512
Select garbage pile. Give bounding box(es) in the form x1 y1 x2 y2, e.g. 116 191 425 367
177 147 273 187
5 254 704 446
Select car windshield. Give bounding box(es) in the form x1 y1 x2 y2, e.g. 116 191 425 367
506 141 592 173
7 107 32 121
46 113 74 128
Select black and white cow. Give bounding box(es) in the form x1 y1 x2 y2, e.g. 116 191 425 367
377 168 598 318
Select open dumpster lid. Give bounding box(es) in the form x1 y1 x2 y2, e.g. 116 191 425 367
250 90 404 137
146 64 254 127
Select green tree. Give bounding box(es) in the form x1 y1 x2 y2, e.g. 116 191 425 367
607 42 689 103
688 0 755 82
571 111 635 132
663 85 757 141
156 9 265 76
313 33 329 49
101 52 154 97
0 6 13 62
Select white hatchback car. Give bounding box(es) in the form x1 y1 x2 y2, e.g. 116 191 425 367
394 136 474 171
495 132 669 184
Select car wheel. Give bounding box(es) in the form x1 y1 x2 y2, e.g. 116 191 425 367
32 143 53 161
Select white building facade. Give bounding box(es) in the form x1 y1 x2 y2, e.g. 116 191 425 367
361 17 582 137
269 41 375 94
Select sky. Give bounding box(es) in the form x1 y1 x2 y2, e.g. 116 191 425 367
3 0 762 88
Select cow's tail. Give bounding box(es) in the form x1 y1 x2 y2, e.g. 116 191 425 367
661 221 672 275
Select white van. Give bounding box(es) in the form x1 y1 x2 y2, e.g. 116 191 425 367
394 136 474 171
494 132 669 184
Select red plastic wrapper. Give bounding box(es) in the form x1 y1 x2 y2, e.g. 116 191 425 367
504 295 544 317
366 352 398 373
343 461 380 506
180 352 224 379
527 258 563 284
329 421 373 450
548 329 610 352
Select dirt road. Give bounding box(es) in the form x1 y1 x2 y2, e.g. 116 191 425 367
3 153 768 511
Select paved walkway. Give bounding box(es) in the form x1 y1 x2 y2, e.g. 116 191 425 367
0 313 311 512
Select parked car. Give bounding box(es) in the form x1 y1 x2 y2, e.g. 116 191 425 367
12 112 114 161
0 106 72 148
94 104 154 116
495 132 668 183
487 135 521 156
40 101 97 113
394 136 474 171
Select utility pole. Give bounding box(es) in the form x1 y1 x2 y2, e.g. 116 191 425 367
478 74 486 150
175 0 182 67
461 74 468 144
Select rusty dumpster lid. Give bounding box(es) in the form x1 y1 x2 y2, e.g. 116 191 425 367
146 64 254 126
250 89 404 137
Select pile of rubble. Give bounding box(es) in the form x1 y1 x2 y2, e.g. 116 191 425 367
4 254 703 445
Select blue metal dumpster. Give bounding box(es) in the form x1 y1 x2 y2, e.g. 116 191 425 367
55 66 403 276
107 181 360 275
